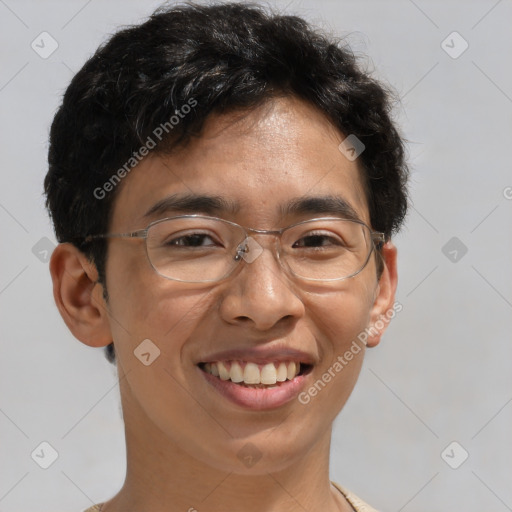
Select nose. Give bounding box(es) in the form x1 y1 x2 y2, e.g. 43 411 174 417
218 235 305 330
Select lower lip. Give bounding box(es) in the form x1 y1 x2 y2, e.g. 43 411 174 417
198 366 310 410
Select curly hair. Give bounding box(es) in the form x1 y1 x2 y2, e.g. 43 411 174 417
44 1 409 365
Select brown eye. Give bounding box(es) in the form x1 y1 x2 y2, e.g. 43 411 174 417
293 233 344 248
166 233 217 247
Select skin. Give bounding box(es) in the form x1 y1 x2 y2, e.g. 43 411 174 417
50 95 398 512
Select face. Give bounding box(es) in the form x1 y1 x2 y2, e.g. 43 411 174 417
98 96 395 474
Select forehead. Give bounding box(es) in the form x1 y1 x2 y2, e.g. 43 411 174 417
110 96 369 231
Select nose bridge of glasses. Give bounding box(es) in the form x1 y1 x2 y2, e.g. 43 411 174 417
235 231 280 264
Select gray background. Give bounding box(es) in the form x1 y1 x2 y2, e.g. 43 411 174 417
1 0 511 511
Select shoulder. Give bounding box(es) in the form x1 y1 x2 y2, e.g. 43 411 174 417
82 505 103 512
331 481 380 512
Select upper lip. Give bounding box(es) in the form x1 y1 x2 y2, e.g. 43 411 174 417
196 345 316 366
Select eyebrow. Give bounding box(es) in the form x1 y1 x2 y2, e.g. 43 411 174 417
142 193 362 222
280 196 361 222
142 194 240 219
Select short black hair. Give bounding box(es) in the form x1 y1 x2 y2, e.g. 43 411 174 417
44 1 409 365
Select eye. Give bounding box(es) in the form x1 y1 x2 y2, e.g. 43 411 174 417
293 232 345 249
163 232 221 248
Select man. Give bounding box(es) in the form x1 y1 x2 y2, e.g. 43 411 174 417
45 3 408 511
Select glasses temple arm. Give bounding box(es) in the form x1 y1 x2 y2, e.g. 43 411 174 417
83 229 147 243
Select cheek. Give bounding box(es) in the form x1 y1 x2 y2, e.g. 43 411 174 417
109 282 213 363
303 280 376 355
105 245 212 364
297 281 376 414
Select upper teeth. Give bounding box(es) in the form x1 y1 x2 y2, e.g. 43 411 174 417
203 361 301 385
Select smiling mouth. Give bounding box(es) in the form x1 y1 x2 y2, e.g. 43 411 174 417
197 360 313 388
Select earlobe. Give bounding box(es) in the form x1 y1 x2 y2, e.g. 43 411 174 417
366 241 398 348
49 243 112 347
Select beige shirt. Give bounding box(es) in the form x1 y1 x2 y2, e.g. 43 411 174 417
82 481 379 512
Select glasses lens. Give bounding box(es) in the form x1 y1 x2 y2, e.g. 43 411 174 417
281 219 373 280
146 217 245 282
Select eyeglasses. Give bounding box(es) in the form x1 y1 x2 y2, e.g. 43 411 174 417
84 215 385 283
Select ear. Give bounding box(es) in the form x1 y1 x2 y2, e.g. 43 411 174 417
49 243 112 347
366 241 398 348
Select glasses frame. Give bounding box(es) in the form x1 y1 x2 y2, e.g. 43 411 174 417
84 214 386 283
